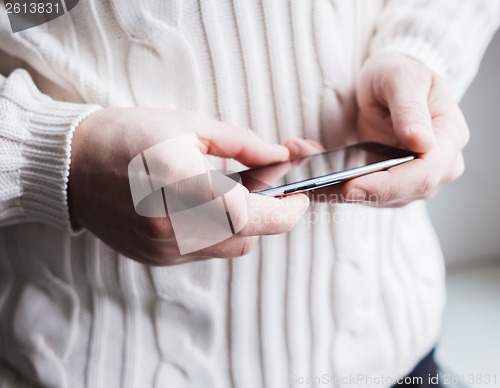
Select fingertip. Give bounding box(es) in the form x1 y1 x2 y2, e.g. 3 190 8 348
285 138 322 158
244 192 309 235
280 193 310 229
240 141 290 166
342 175 378 203
272 143 291 161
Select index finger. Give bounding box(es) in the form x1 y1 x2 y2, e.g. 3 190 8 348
187 112 291 166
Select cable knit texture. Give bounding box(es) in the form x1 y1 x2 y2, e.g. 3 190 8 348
0 1 499 387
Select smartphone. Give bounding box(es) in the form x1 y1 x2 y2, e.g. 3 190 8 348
231 142 416 197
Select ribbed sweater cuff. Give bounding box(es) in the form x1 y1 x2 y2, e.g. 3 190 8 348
20 101 101 231
0 68 104 232
371 35 449 81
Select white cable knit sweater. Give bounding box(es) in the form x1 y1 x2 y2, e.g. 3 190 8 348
0 1 499 387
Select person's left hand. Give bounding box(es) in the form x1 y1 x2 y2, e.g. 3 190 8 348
341 52 470 206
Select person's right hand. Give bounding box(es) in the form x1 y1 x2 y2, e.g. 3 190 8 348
68 108 310 266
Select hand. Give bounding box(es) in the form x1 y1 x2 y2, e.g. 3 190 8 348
342 52 469 206
68 108 309 266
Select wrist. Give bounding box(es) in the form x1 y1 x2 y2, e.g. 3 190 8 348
67 110 99 231
369 37 448 83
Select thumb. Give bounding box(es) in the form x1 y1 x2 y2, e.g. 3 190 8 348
383 72 436 153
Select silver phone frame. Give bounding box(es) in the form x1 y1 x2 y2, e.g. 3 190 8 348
254 155 415 197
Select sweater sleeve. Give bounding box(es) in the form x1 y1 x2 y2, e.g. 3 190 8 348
369 0 500 99
0 69 101 231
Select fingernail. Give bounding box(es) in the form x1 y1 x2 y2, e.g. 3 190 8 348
345 188 366 202
409 124 429 134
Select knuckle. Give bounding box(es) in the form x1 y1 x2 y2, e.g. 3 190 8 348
238 237 257 257
378 189 394 204
418 173 440 197
393 100 428 121
143 218 173 240
373 185 395 204
212 237 256 258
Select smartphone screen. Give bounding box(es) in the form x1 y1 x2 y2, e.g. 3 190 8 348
232 142 415 196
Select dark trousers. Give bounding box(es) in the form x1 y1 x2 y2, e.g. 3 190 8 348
392 349 440 387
